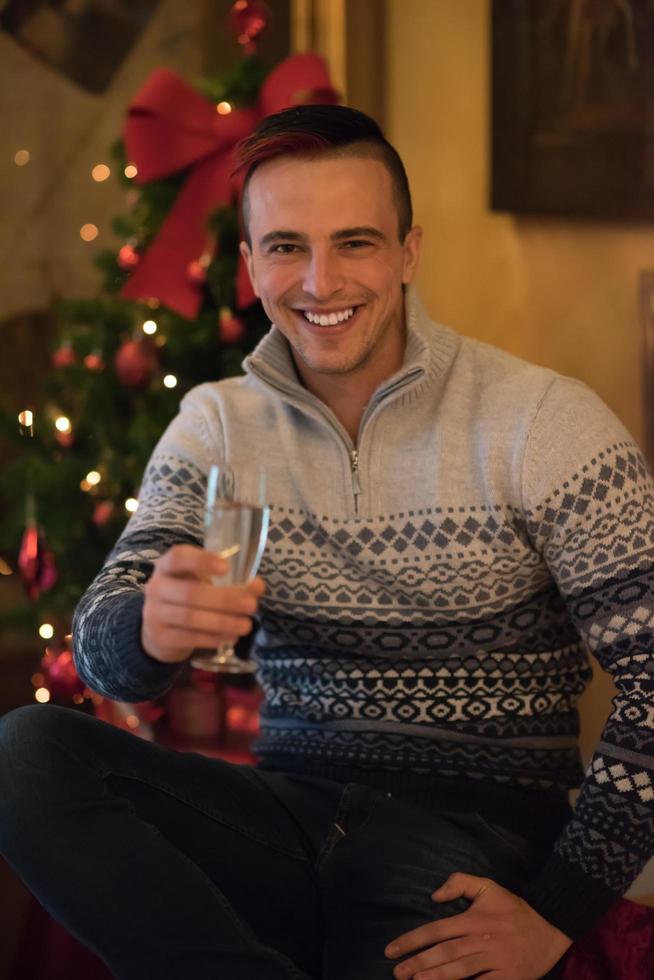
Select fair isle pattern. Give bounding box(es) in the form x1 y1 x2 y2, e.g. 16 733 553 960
251 442 654 898
73 455 206 701
519 443 654 893
255 499 589 794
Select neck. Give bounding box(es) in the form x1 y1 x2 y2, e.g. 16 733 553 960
292 333 406 444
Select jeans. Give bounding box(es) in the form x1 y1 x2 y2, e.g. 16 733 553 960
0 704 558 980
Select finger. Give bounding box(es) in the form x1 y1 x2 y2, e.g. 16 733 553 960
432 873 494 904
391 936 493 980
399 953 491 980
150 578 259 616
147 599 255 638
156 545 227 579
154 627 241 651
245 575 266 597
385 920 466 960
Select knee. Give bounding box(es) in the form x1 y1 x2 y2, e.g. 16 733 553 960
0 703 60 754
0 703 84 784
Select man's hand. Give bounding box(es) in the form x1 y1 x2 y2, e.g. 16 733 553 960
141 544 265 664
384 872 572 980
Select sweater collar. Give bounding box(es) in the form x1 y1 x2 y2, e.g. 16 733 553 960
243 286 460 402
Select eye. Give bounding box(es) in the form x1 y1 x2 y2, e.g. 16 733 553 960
341 239 372 250
269 243 300 255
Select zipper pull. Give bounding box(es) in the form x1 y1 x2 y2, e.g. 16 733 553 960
350 449 361 513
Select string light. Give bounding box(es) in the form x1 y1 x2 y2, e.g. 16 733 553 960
80 479 92 492
125 497 139 513
163 374 177 389
124 164 138 179
142 319 157 335
14 149 30 166
126 714 140 729
86 470 101 486
146 297 160 309
0 558 13 576
34 687 51 703
91 164 111 182
80 223 99 242
216 101 232 115
55 416 72 433
39 623 54 640
18 409 34 437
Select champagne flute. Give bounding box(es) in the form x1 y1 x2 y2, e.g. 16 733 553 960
190 465 269 674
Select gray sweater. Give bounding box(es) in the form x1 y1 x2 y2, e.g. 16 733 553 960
73 288 654 940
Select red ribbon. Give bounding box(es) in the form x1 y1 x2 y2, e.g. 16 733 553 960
121 55 338 318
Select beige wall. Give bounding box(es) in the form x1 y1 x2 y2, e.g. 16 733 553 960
384 0 652 761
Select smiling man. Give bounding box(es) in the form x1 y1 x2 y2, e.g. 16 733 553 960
1 105 654 980
239 152 421 442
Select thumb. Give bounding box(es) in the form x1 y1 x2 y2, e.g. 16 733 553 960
432 872 492 904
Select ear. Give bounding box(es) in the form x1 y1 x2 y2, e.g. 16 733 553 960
401 225 422 285
239 240 260 297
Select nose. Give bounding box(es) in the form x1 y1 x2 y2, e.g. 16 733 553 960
302 248 344 301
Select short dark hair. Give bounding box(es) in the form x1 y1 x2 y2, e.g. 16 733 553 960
235 104 413 243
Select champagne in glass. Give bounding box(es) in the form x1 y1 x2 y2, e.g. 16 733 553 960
190 465 269 674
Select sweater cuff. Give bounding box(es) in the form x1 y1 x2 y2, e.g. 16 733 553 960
522 851 621 940
111 591 182 695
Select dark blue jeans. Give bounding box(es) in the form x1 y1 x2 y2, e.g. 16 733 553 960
0 705 555 980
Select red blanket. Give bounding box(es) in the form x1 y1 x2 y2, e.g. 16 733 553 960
561 898 654 979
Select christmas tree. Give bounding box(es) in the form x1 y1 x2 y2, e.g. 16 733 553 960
0 0 336 714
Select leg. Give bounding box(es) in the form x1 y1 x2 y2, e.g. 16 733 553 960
0 705 323 980
319 788 552 980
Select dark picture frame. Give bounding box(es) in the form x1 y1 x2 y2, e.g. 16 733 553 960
491 0 654 219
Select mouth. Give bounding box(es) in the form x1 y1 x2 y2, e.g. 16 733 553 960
292 305 363 330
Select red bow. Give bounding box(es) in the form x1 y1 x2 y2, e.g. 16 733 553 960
121 55 338 319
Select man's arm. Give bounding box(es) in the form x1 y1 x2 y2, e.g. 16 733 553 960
72 390 262 701
517 378 654 938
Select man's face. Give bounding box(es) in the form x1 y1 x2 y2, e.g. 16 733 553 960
240 154 421 389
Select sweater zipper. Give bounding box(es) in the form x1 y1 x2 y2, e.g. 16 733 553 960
350 449 361 514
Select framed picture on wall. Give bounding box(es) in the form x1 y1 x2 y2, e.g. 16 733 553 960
491 0 654 219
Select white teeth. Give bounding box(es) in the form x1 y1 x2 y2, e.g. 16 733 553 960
303 307 355 325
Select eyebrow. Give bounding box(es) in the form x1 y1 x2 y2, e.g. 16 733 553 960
258 226 387 248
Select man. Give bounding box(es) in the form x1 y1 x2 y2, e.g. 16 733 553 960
1 105 653 980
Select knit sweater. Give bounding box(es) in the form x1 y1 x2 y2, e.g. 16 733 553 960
73 288 654 941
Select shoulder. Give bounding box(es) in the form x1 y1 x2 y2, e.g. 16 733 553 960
455 333 558 397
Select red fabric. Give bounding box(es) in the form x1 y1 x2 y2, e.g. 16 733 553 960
10 900 111 980
121 55 339 318
561 898 654 979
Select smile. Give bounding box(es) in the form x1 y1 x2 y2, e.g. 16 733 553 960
301 307 357 326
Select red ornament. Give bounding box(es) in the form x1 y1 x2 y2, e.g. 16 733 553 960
219 307 245 344
118 243 140 271
84 350 105 371
52 342 76 367
229 0 271 47
187 257 208 286
115 337 158 388
40 643 85 703
55 429 74 448
92 500 115 527
18 521 58 601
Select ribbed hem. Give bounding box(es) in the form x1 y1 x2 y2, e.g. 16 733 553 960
256 756 571 845
522 851 620 940
109 591 181 695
